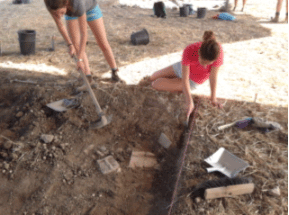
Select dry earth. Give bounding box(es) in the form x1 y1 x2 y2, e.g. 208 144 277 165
0 0 287 214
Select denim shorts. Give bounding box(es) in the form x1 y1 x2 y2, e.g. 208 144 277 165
172 62 199 90
65 5 103 22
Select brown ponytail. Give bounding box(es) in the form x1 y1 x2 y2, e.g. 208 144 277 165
200 31 220 61
44 0 69 10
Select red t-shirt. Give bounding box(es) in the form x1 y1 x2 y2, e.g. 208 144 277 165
181 42 224 84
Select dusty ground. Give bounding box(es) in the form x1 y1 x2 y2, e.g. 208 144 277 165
0 0 288 214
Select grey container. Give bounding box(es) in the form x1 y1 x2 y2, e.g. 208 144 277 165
18 30 36 55
197 7 207 18
180 6 189 17
131 29 149 45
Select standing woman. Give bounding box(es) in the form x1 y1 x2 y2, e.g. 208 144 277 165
44 0 121 91
149 31 224 119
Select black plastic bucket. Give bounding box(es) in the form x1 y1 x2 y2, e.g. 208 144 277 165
184 4 194 15
131 29 149 45
180 6 189 17
18 30 36 55
197 7 207 18
13 0 22 4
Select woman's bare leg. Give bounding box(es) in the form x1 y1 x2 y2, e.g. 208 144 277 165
88 18 117 69
233 0 238 10
150 65 183 92
152 78 183 92
150 65 177 81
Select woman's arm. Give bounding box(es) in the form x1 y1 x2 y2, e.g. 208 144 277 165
50 12 73 46
209 66 222 107
77 14 87 60
182 65 194 117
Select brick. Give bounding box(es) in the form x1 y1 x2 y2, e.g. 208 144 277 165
129 151 158 169
97 155 120 174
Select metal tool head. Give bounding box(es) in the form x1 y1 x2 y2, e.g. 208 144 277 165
46 98 80 112
204 147 249 178
90 114 113 129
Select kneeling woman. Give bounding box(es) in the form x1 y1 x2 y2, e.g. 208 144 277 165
150 31 224 118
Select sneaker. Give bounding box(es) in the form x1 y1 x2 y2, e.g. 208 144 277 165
76 80 97 92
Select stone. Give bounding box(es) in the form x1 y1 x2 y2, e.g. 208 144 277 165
3 142 13 150
11 153 18 161
60 144 66 150
269 186 281 196
0 152 8 158
99 146 107 152
116 148 123 153
97 155 120 175
16 111 24 118
158 133 172 149
40 134 54 144
129 151 158 169
3 162 9 170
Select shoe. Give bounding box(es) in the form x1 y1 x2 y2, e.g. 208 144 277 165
111 69 124 83
76 80 97 92
271 12 280 23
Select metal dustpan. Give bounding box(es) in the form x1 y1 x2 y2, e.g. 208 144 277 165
204 147 249 178
46 98 80 112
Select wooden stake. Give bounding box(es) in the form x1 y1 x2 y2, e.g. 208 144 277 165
205 183 254 200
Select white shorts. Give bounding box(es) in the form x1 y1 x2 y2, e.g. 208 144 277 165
172 62 199 90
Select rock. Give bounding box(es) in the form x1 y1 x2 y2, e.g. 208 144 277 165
95 150 105 157
97 155 120 174
3 162 9 170
126 147 132 154
116 148 124 154
60 143 66 150
195 197 202 203
2 169 6 174
158 133 172 149
0 152 8 158
3 142 13 150
43 156 47 160
40 134 54 144
16 111 24 118
269 186 281 196
99 146 107 152
11 153 18 161
51 146 56 151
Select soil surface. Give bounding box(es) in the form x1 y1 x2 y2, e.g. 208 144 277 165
0 0 288 214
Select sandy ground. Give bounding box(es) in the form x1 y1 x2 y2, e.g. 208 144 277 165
0 0 288 215
101 0 288 107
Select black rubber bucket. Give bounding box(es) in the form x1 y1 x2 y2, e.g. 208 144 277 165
131 29 149 45
184 4 194 15
180 6 189 17
18 30 36 55
197 7 207 18
13 0 22 4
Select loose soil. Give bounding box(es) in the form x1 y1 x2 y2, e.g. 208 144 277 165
0 0 287 214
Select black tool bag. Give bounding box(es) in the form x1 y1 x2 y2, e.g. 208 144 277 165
153 1 166 18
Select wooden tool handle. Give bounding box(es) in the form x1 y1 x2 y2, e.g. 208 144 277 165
73 56 104 116
217 122 236 130
205 183 254 200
